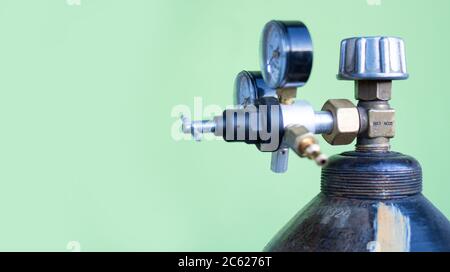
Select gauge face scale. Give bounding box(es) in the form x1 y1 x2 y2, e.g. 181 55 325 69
234 71 277 107
238 77 252 105
260 22 288 89
234 71 258 107
260 20 313 89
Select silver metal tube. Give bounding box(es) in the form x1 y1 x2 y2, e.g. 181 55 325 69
191 120 216 134
181 115 218 141
280 100 315 132
271 147 289 173
314 111 333 134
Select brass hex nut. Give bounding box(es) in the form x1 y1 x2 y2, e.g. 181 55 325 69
322 99 360 145
355 81 392 101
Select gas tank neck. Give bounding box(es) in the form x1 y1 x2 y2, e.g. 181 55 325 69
321 151 422 200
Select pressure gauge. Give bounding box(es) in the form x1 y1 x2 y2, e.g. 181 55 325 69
233 71 276 107
260 20 313 89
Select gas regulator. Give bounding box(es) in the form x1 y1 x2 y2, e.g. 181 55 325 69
182 20 402 172
180 20 450 252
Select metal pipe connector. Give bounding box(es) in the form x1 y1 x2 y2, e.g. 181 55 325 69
284 125 328 167
181 116 217 141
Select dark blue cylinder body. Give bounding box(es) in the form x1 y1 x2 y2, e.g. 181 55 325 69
265 151 450 252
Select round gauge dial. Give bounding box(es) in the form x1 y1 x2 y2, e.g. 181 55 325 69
260 20 313 89
234 71 257 107
260 22 288 89
234 71 277 107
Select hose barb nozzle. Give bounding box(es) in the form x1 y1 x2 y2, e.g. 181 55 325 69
284 125 328 167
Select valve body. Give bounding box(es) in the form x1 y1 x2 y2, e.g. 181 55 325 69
181 21 450 252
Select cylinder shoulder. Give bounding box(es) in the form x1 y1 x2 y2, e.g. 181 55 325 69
265 194 450 252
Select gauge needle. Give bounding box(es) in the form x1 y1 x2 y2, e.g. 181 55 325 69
242 97 250 107
267 47 281 68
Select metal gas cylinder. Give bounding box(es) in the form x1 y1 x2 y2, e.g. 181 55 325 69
181 21 450 252
265 151 450 252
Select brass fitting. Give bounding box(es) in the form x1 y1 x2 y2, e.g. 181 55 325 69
284 125 328 166
321 99 360 145
276 88 297 105
355 81 392 101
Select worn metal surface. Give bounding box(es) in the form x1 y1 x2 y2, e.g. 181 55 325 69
265 193 450 252
322 151 421 199
265 151 450 252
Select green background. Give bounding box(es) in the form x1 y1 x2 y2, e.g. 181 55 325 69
0 0 448 251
